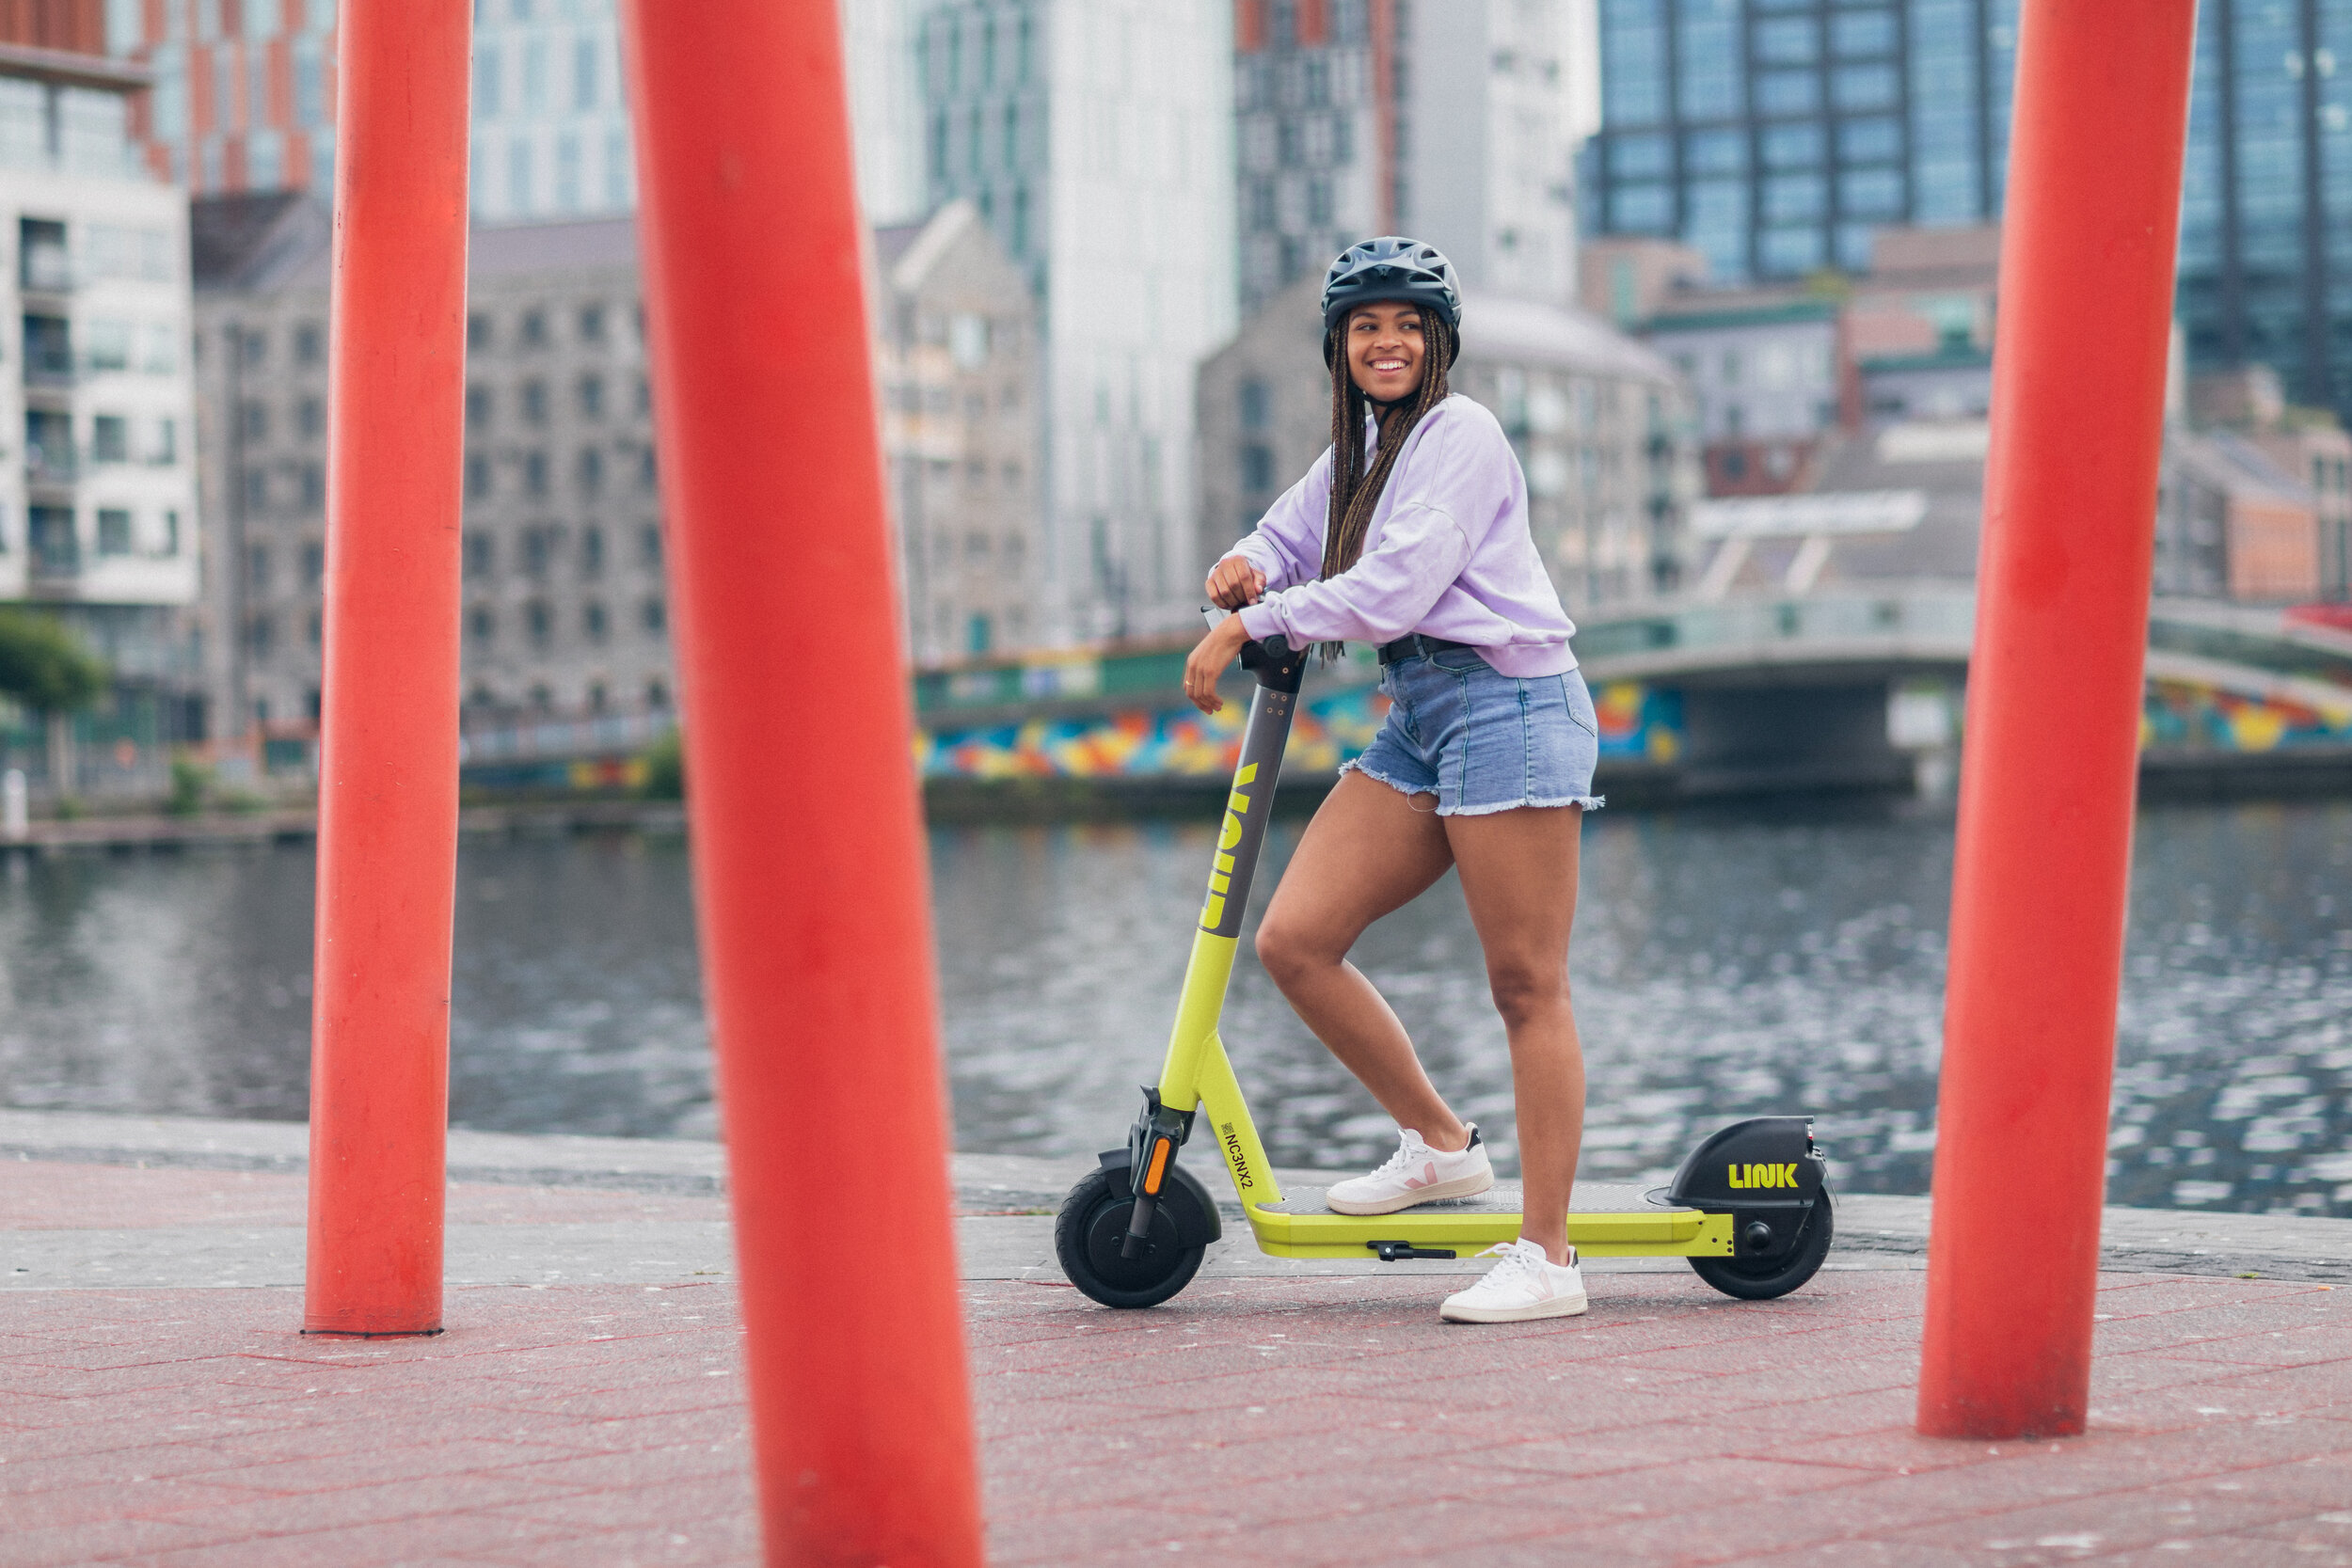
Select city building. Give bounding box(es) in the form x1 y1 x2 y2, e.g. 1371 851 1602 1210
108 0 634 221
872 199 1044 664
914 0 1236 643
1584 2 2352 491
193 196 1044 763
1585 222 1997 496
2158 429 2328 605
193 201 668 750
1196 277 1698 613
1584 0 2022 282
2170 366 2350 604
109 0 339 194
0 19 204 793
1232 0 1597 319
843 0 928 225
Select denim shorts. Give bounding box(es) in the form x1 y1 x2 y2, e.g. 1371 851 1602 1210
1343 648 1604 817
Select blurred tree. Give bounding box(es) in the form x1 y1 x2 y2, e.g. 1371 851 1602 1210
0 610 110 796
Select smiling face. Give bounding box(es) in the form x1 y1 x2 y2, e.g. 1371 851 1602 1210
1344 301 1428 404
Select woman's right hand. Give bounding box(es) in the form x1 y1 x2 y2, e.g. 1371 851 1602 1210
1205 557 1266 610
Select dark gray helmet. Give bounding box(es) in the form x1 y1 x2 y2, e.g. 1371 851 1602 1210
1320 236 1461 364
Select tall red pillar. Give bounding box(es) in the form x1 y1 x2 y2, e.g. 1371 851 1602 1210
1917 0 2198 1438
302 0 471 1337
619 2 985 1560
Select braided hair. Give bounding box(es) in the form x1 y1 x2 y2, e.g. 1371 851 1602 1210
1314 309 1454 660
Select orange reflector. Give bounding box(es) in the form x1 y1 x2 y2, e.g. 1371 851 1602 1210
1143 1138 1171 1195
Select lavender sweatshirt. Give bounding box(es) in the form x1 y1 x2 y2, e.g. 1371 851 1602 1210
1224 394 1580 677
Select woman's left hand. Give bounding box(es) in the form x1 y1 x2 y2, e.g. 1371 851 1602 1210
1184 616 1253 715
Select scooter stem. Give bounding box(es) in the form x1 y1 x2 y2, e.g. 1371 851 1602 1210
1119 633 1309 1259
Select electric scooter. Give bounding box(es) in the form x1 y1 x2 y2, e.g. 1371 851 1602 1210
1054 629 1836 1309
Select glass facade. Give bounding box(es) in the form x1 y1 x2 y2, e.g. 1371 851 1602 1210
1588 0 2016 282
1594 0 2352 427
2177 0 2352 419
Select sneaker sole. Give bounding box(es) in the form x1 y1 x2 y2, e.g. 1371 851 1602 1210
1439 1291 1590 1323
1324 1168 1496 1216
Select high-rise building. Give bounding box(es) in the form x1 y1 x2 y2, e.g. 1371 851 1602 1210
108 0 342 195
0 4 206 793
108 0 634 221
1233 0 1594 318
1587 0 2352 502
914 0 1235 643
844 0 928 225
1584 0 2021 283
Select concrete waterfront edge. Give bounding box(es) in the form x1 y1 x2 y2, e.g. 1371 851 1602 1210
8 1109 2352 1282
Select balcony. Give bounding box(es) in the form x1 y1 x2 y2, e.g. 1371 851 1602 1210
24 441 80 489
19 247 73 295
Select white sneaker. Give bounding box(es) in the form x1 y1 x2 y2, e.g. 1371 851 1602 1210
1439 1239 1588 1323
1324 1125 1494 1215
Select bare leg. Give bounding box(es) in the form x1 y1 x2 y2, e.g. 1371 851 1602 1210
1443 805 1585 1264
1253 772 1466 1148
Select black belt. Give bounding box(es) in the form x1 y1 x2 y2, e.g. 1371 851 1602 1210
1376 633 1477 666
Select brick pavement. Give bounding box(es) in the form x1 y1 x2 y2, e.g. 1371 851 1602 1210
5 1234 2352 1564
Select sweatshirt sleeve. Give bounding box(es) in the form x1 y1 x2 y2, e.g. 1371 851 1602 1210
1217 447 1332 595
1236 413 1487 647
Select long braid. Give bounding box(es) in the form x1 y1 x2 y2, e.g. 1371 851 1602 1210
1314 312 1454 659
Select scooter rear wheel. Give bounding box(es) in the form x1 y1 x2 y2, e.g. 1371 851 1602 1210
1055 1167 1207 1308
1689 1189 1835 1300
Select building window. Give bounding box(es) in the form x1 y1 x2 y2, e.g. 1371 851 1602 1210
239 400 268 440
523 526 554 578
1241 443 1276 494
464 531 492 578
92 415 128 464
243 467 269 512
300 465 324 512
466 386 491 430
645 677 670 710
468 605 495 644
524 451 548 497
580 524 605 578
583 600 609 641
466 453 491 499
96 508 132 555
467 313 490 350
642 596 667 634
297 397 325 439
294 323 324 364
1239 379 1271 431
301 541 325 586
577 447 604 496
522 379 548 423
527 600 552 646
639 523 662 565
521 309 548 347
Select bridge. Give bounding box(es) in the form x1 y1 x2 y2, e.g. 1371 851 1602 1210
453 588 2352 805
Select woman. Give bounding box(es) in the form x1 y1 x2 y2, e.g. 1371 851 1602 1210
1182 236 1601 1324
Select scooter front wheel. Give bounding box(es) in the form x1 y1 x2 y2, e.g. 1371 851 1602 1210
1055 1167 1207 1308
1689 1189 1835 1300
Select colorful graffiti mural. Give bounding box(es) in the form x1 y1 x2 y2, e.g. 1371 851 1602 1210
916 679 1694 781
2143 677 2352 753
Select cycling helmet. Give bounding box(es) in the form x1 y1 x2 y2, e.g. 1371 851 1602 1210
1320 236 1461 365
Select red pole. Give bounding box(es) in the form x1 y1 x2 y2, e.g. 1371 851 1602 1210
302 0 471 1337
619 2 985 1560
1917 0 2197 1438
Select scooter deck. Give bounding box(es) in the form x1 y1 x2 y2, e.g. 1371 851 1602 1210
1243 1180 1737 1259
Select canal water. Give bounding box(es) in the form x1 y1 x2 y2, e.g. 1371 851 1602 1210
0 799 2345 1214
